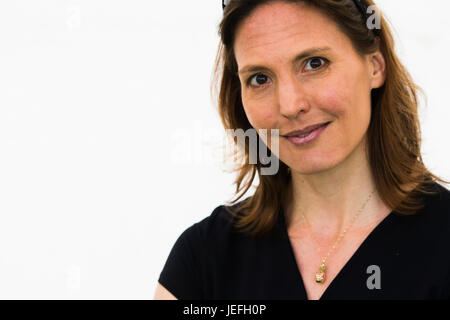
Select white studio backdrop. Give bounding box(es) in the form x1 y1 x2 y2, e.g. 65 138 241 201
0 0 448 299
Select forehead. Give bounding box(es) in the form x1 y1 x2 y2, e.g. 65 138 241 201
234 2 349 65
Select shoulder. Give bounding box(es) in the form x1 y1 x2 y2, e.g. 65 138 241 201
168 197 252 261
422 182 450 218
417 182 450 296
431 182 450 201
407 182 450 239
183 198 249 245
378 181 450 248
157 200 247 299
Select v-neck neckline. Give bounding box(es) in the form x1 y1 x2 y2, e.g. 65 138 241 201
278 205 397 300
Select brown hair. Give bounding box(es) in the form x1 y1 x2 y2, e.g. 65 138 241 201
210 0 450 238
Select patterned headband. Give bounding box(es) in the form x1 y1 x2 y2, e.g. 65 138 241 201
222 0 380 36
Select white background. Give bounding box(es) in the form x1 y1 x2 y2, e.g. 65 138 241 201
0 0 448 299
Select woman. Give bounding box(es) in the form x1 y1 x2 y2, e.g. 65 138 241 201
155 0 450 300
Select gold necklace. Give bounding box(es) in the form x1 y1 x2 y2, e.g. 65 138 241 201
299 190 376 284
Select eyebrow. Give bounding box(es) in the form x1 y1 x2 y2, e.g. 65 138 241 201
237 46 332 76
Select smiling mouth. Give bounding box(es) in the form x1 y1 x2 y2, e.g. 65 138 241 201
283 122 330 146
283 122 331 137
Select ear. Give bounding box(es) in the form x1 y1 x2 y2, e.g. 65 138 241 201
368 49 386 90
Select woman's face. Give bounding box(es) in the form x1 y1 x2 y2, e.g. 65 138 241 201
233 1 385 175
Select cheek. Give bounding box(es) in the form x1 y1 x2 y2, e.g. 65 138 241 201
314 77 369 145
242 99 280 148
314 79 350 118
242 97 278 130
319 62 372 123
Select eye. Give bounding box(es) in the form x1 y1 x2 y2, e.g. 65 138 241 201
247 73 271 88
304 57 328 72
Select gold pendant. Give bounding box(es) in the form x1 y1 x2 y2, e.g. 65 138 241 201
315 263 326 283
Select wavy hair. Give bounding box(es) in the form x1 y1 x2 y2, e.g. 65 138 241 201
210 0 449 238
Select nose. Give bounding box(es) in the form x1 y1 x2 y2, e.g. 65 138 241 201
277 74 310 119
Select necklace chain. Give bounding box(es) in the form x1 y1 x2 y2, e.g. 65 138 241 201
299 189 376 283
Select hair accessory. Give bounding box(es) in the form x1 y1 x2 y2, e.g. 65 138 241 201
222 0 380 36
353 0 368 16
352 0 381 36
222 0 229 10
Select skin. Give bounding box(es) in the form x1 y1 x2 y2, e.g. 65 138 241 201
234 1 389 235
154 283 177 300
155 1 391 301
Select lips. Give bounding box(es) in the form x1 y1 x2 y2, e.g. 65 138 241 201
284 121 329 146
283 122 330 137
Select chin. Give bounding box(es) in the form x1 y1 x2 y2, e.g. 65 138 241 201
290 165 333 176
288 156 342 176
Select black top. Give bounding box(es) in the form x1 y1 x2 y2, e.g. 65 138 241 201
158 182 450 300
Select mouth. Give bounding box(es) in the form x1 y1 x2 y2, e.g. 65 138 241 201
282 122 331 138
282 122 331 146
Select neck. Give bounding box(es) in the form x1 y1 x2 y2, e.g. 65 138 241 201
284 140 390 236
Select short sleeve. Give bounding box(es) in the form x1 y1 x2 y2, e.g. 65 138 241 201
158 222 205 299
